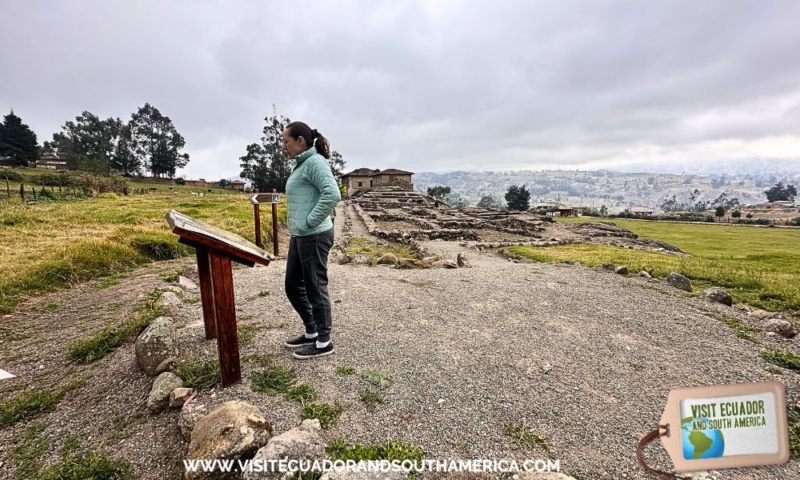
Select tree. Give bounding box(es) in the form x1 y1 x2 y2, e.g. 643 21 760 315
240 111 292 192
109 124 140 176
129 103 190 178
599 205 608 216
732 210 741 220
477 195 499 208
505 184 531 211
45 111 123 173
746 213 753 219
426 186 451 200
0 110 39 166
715 206 726 220
764 182 797 202
328 150 346 178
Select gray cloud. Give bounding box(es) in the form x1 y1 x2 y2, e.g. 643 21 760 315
2 0 799 179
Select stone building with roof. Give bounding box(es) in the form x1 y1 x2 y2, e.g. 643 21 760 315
339 168 414 195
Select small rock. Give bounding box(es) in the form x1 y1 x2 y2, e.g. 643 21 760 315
160 292 182 317
431 259 458 269
749 309 774 321
135 317 177 376
376 253 398 265
337 255 352 265
147 372 184 412
601 263 616 271
178 275 199 291
169 387 196 408
243 420 324 480
437 398 445 405
398 258 425 269
155 356 177 375
353 254 370 265
638 271 652 278
183 264 200 282
702 287 733 306
541 363 553 374
615 266 628 275
665 272 692 292
162 285 185 298
456 253 471 268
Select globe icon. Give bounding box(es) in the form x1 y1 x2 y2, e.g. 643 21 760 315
681 417 725 459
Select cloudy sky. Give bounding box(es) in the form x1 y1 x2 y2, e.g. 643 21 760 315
2 0 800 180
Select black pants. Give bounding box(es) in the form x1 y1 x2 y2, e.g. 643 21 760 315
285 228 335 343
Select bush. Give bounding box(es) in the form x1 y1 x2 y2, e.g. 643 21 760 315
0 169 23 182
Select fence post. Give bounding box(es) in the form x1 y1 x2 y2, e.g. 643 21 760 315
32 185 36 201
4 175 8 198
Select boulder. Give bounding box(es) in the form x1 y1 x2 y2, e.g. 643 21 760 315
186 401 273 479
135 317 177 376
147 372 184 412
702 287 733 306
179 402 207 441
615 266 628 275
762 319 797 338
665 272 692 292
243 420 324 480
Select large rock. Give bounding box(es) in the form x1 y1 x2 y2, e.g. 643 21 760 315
147 372 184 412
243 420 324 480
702 287 733 306
178 275 198 291
179 402 207 441
615 266 628 275
665 272 692 292
135 317 177 376
762 318 797 338
186 401 273 479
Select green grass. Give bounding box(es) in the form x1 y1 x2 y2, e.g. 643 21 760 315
760 349 800 373
258 290 270 297
285 384 319 403
67 290 163 364
44 302 59 311
326 435 425 462
336 366 356 376
513 218 800 312
0 379 85 428
251 365 298 395
360 369 392 389
9 422 49 479
346 236 420 263
40 452 132 480
790 407 800 458
301 402 343 429
503 422 551 451
173 360 221 389
360 388 384 412
0 179 287 314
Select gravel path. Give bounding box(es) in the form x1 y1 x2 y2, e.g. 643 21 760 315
174 227 800 479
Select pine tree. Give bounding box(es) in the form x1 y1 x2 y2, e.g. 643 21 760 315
505 185 531 211
0 110 39 166
129 103 190 178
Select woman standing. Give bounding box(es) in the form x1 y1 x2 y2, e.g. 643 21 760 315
281 122 341 359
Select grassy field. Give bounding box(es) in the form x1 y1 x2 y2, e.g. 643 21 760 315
508 217 800 313
0 171 286 313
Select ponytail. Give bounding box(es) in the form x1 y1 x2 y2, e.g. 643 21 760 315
287 121 331 159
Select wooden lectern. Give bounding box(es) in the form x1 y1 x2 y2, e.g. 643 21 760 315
166 210 274 386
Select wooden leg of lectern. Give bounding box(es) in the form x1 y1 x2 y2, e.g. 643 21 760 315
196 247 217 340
209 252 241 386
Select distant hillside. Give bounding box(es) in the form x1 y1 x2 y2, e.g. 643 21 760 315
413 170 800 213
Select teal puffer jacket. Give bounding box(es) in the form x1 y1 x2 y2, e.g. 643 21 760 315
285 146 341 237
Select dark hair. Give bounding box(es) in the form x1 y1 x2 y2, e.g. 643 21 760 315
286 121 330 159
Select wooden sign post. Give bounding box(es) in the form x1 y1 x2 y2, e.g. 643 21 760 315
250 190 281 256
166 210 274 386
